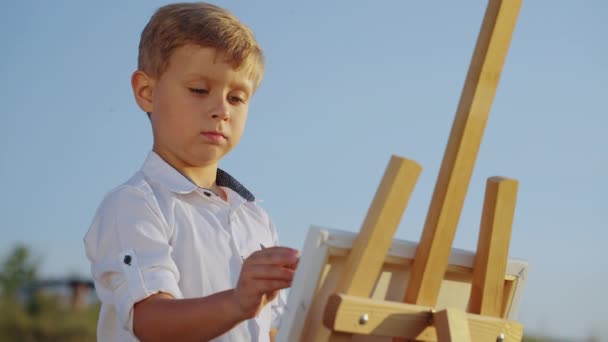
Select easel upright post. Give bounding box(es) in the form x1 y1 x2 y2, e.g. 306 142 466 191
403 0 523 309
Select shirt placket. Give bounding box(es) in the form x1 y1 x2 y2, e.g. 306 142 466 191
202 189 249 264
225 196 265 339
198 189 264 340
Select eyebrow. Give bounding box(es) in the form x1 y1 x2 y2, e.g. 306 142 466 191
184 73 211 82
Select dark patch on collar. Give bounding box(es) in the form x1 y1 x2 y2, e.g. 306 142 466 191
217 169 255 202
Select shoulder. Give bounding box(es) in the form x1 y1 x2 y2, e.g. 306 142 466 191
242 200 281 243
96 171 157 214
242 200 272 223
84 172 167 251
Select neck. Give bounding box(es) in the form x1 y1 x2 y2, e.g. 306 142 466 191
180 164 217 189
182 165 228 201
153 147 226 200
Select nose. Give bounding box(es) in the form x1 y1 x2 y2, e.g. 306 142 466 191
209 96 230 121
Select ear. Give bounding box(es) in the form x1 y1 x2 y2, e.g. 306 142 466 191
131 70 155 113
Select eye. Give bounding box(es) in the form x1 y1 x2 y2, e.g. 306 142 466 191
228 95 247 105
189 88 209 95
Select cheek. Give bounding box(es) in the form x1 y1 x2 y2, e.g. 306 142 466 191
155 90 197 125
232 114 248 135
153 101 196 141
156 90 186 116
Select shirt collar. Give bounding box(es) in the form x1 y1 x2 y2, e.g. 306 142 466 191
141 151 256 202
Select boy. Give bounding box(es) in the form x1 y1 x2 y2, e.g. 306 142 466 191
84 3 299 341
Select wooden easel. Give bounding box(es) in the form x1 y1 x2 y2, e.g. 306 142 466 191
278 0 524 341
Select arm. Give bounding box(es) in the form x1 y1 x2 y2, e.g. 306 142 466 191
133 247 299 341
133 290 241 342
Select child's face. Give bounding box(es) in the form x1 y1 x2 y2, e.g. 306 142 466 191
140 44 254 169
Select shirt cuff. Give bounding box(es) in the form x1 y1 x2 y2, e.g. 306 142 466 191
113 249 182 333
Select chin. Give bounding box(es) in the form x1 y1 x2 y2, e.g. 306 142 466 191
180 144 229 166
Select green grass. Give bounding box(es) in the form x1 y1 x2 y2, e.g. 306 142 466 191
0 295 99 342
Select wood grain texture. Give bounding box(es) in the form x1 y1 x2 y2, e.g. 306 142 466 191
468 177 519 317
324 156 421 341
435 309 472 342
404 0 523 308
336 156 422 296
326 294 523 341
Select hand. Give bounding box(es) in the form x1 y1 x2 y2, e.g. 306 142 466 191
232 247 299 319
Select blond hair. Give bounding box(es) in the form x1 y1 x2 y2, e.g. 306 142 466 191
138 2 264 89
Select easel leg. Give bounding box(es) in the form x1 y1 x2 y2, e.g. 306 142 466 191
469 177 518 317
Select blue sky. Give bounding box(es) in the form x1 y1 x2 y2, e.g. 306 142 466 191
1 0 606 339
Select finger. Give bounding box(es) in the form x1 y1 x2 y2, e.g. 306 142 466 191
255 279 292 294
247 247 299 266
242 264 295 281
284 257 299 270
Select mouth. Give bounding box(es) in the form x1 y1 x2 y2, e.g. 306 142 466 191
200 131 227 142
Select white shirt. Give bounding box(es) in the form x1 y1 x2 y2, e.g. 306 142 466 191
84 151 284 341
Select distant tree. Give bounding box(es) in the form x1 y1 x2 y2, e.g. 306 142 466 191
0 244 39 299
0 244 98 341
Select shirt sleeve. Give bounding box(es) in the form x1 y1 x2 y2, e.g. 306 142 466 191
268 219 287 329
84 186 182 335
